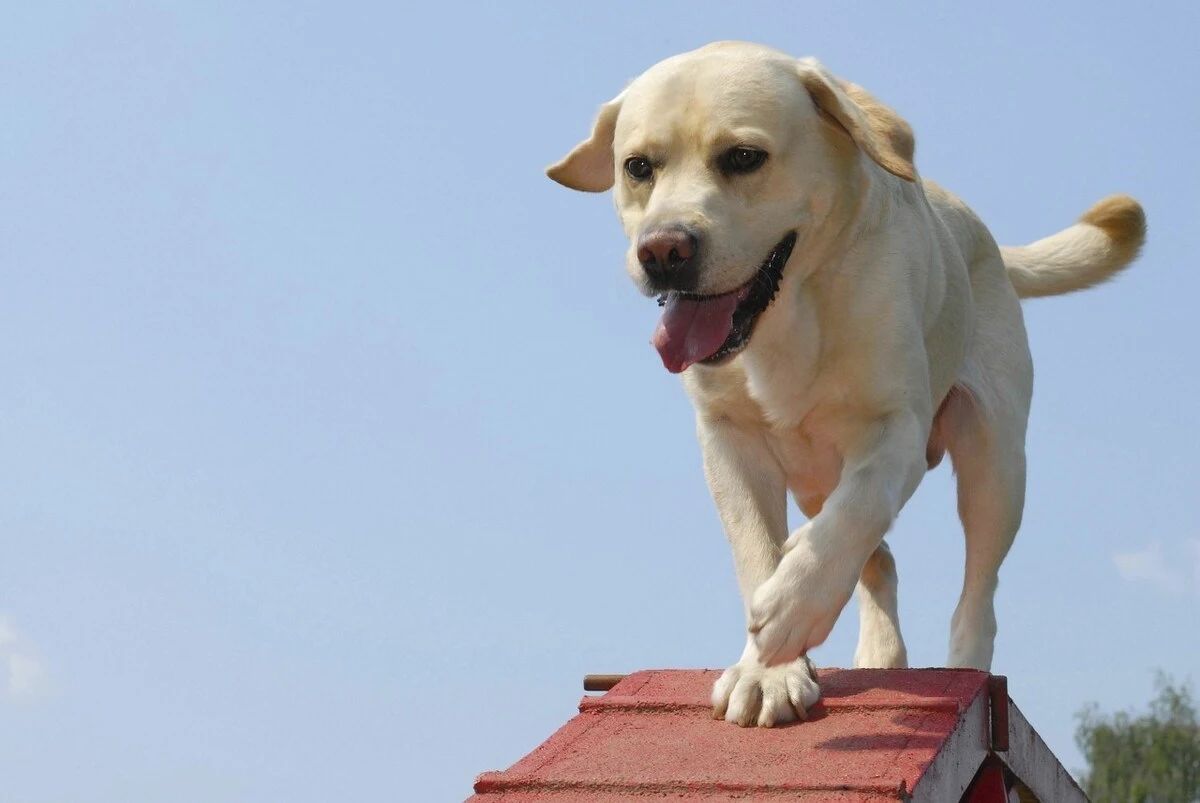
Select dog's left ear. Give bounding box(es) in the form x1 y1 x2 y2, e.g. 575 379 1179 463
546 95 624 192
796 59 916 182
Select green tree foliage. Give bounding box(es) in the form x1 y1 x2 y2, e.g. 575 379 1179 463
1076 675 1200 802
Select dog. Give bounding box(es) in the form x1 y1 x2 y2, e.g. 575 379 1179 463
547 42 1145 728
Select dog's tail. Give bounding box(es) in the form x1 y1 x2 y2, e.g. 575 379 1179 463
1000 194 1146 299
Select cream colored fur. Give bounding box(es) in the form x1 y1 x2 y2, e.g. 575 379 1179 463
548 42 1145 728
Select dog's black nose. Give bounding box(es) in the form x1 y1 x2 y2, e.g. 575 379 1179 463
637 227 699 290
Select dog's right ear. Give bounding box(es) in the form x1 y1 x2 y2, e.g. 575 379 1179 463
546 96 623 192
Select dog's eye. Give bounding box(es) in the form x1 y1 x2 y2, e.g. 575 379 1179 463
624 156 653 181
721 147 768 175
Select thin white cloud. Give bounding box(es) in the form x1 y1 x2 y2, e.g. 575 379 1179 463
0 615 49 701
1112 540 1199 597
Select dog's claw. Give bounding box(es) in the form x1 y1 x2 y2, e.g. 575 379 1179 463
712 652 820 727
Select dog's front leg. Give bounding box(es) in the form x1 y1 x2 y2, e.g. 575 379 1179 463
749 411 928 667
699 419 820 727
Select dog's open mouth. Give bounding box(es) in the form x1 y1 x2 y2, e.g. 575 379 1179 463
651 231 796 373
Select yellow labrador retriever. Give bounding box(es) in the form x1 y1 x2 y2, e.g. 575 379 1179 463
547 42 1144 727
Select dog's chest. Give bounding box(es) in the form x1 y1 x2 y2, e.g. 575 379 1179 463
766 424 844 518
686 358 848 515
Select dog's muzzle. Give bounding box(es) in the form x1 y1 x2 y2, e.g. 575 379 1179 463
651 231 796 373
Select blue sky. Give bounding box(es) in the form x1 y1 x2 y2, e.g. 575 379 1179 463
1 2 1197 801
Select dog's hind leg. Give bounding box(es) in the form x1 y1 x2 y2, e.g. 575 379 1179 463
853 540 908 668
944 381 1029 670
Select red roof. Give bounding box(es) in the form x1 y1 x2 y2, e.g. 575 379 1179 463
471 668 1087 802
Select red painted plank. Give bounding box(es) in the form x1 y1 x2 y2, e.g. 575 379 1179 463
472 669 991 800
965 757 1010 802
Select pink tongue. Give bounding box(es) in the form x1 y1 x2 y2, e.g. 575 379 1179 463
651 291 741 373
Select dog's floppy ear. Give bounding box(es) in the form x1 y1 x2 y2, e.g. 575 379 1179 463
796 59 916 182
546 95 624 192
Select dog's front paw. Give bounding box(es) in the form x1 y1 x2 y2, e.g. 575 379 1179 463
748 538 856 666
711 651 820 727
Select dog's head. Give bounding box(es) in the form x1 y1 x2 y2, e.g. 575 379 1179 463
547 42 916 372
